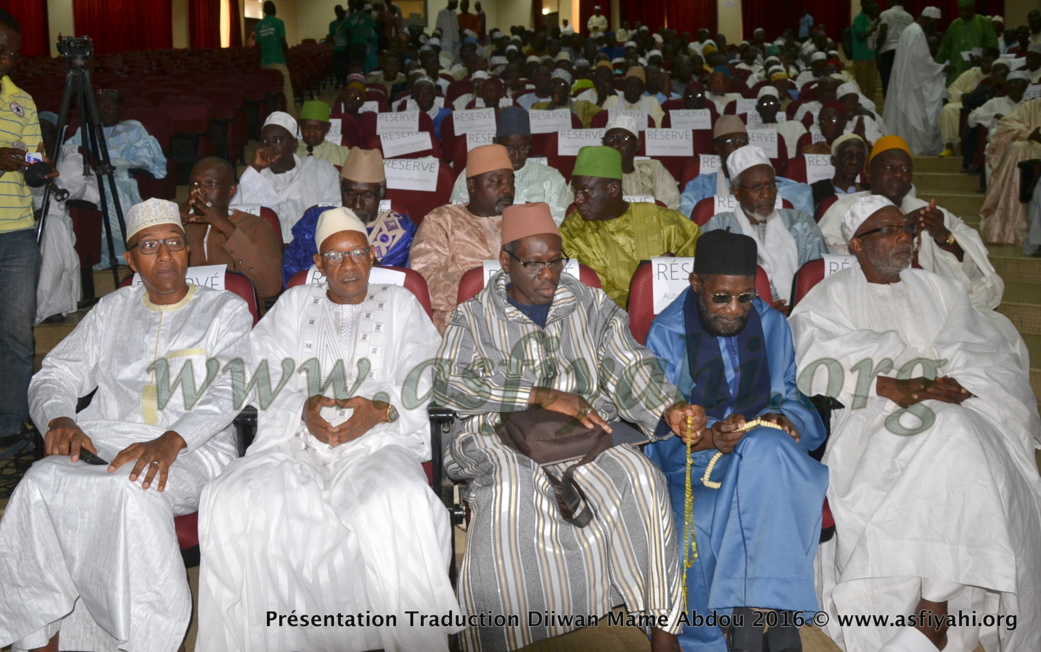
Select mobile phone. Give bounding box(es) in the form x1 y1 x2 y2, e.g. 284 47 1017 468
78 449 109 465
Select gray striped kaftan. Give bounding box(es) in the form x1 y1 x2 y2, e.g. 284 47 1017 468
434 271 685 651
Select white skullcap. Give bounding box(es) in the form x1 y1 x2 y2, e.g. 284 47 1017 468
419 45 433 53
555 51 572 61
263 111 299 138
506 44 518 52
992 15 1004 23
921 6 941 19
463 28 477 38
605 113 638 136
688 42 699 53
624 41 637 49
704 39 717 47
811 52 827 62
125 198 183 243
611 57 626 64
315 207 368 250
652 33 664 43
594 4 600 8
429 36 441 45
637 57 648 66
1008 71 1031 83
827 50 839 57
727 145 773 183
765 55 780 63
639 26 649 31
526 55 540 63
575 58 591 67
490 55 508 66
648 49 663 58
757 85 779 99
991 59 1011 71
843 194 896 240
551 69 573 84
739 40 750 47
836 81 859 98
472 70 490 80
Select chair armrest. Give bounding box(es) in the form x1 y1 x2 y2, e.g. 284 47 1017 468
232 405 257 457
428 404 465 525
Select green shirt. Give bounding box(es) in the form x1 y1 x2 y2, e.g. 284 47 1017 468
255 15 286 66
346 11 376 47
936 14 997 85
851 12 876 61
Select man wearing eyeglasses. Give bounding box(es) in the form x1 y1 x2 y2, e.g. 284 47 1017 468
199 206 460 651
182 157 283 299
448 106 571 224
280 146 417 284
412 143 515 331
0 198 251 652
231 111 340 244
679 116 814 219
790 194 1041 652
645 228 828 652
561 146 700 307
436 202 704 652
700 145 826 313
600 114 680 211
815 137 1024 369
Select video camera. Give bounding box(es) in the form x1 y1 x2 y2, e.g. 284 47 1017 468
57 36 94 68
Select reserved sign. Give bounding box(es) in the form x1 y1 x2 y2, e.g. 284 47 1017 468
608 109 649 131
700 154 722 175
380 131 432 158
383 156 440 191
530 109 572 134
453 108 496 135
804 154 835 184
822 254 858 278
668 109 712 131
748 128 779 158
650 256 694 314
644 128 694 157
325 118 342 145
736 98 758 115
466 131 496 151
558 129 607 156
377 110 420 134
134 264 226 291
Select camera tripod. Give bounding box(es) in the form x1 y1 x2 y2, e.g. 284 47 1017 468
37 36 127 290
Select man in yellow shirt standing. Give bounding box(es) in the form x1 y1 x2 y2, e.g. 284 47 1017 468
0 10 44 447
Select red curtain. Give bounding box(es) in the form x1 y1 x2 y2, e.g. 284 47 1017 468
619 0 715 39
228 0 243 47
665 0 717 38
0 0 49 58
73 0 173 55
190 0 221 48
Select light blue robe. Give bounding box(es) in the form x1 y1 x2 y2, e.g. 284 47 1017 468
679 172 815 220
66 120 167 267
644 291 828 651
702 209 828 302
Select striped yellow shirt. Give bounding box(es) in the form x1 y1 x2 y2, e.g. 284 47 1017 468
0 75 41 233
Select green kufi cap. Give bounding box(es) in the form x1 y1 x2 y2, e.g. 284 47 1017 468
572 146 623 180
957 0 975 8
299 100 331 123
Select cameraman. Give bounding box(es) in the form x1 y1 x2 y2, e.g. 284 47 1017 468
0 10 43 447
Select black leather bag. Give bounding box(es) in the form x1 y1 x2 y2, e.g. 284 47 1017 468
496 408 615 527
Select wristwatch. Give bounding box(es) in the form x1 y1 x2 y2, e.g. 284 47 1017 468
384 404 399 423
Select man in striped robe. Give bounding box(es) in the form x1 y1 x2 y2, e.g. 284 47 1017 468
435 201 704 651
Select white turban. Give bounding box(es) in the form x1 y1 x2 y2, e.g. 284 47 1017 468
836 82 860 98
727 145 773 183
263 111 299 139
921 6 941 19
315 207 369 250
757 85 779 100
125 198 183 243
605 113 638 136
843 194 896 241
811 52 827 62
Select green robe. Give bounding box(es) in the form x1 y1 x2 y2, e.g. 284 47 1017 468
560 202 700 307
936 14 997 85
